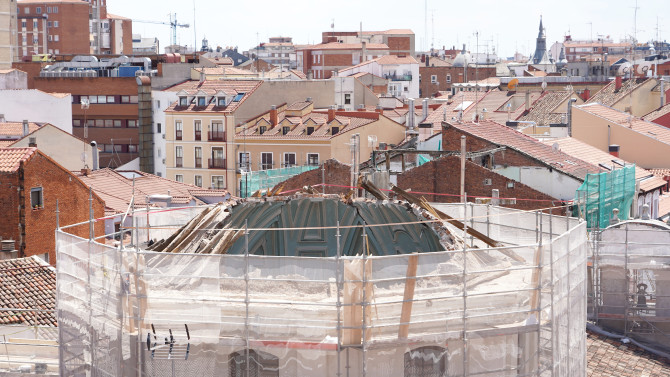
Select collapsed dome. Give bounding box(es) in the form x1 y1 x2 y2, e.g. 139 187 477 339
149 197 452 256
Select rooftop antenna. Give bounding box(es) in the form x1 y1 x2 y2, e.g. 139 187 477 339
431 9 436 52
193 0 197 55
424 0 428 52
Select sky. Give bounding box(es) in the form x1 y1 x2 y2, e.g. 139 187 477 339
110 0 667 58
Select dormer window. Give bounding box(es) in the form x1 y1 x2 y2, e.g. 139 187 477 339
217 97 226 106
306 126 314 135
197 97 206 106
331 126 339 135
259 126 267 135
179 97 187 106
282 126 290 135
233 93 245 102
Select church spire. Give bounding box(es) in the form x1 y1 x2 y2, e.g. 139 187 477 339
538 16 545 38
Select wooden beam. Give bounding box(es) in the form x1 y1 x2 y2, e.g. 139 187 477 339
398 254 419 339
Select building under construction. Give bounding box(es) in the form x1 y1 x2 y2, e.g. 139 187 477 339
55 192 587 376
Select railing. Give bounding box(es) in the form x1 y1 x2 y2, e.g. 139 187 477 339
208 131 225 142
195 157 202 168
175 130 182 140
195 130 202 140
175 157 183 167
260 163 273 170
209 158 226 169
384 73 413 81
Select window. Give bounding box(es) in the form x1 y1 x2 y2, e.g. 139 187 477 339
54 35 59 42
259 126 267 135
229 350 279 377
232 93 245 102
307 153 319 166
217 97 226 106
48 35 52 42
127 120 137 128
128 144 138 153
21 20 26 28
209 121 225 141
156 123 161 133
24 7 29 14
53 6 58 13
210 147 225 169
175 146 183 167
54 21 59 27
194 147 202 168
306 126 315 135
197 96 206 106
431 75 437 84
282 126 290 135
194 175 202 187
404 346 447 377
35 6 40 13
129 96 138 103
95 119 104 127
261 152 273 170
73 119 81 127
33 21 38 29
30 187 43 209
344 93 351 105
121 95 131 103
331 126 339 135
175 174 183 183
113 120 122 128
47 21 52 28
211 176 224 189
239 152 250 172
175 121 183 140
104 119 113 127
194 120 202 140
446 74 451 83
283 152 296 167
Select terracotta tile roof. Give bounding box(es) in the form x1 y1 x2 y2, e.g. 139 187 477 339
0 147 37 172
517 91 572 126
106 13 131 20
586 78 651 107
423 57 452 67
586 330 670 376
290 69 307 79
18 0 86 3
546 137 667 192
644 103 670 122
443 120 600 180
286 101 311 111
164 80 263 113
650 168 670 177
577 103 670 145
0 121 43 137
75 169 230 215
0 256 56 327
659 193 670 219
195 67 255 76
375 55 419 65
0 141 14 148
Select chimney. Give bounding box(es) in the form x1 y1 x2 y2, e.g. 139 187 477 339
582 88 591 101
28 137 36 147
199 70 205 84
661 77 665 107
306 97 313 103
425 55 430 67
375 104 383 115
408 98 416 129
567 98 577 136
422 98 429 121
269 105 278 126
306 70 313 80
328 105 336 122
357 104 365 111
421 54 425 63
615 76 622 91
524 91 530 112
608 144 620 157
361 41 367 63
90 141 99 170
22 120 29 137
0 114 4 122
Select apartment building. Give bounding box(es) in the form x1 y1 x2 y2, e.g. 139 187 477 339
297 42 389 79
0 0 18 68
248 37 296 69
322 29 415 57
339 54 420 99
16 0 132 58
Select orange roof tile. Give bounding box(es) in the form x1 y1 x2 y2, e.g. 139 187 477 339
0 147 37 172
0 256 56 327
644 103 670 122
164 80 263 113
577 103 670 145
0 122 43 137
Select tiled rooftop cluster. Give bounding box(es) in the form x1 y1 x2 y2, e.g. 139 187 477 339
0 256 56 327
587 330 670 376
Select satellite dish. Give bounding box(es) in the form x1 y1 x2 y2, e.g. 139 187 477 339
617 62 632 76
552 143 559 151
507 78 519 91
637 61 652 75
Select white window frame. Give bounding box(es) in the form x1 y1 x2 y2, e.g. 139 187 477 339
283 152 296 168
175 174 184 183
194 175 203 187
239 151 250 172
261 152 273 170
307 153 319 166
175 145 183 167
446 74 451 83
211 175 225 189
431 75 437 84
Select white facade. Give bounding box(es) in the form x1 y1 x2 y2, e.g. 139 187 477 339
496 165 583 201
151 89 179 177
339 59 420 100
0 90 72 132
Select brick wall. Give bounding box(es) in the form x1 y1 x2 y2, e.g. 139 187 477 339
397 155 557 211
273 159 352 195
23 152 105 263
419 65 497 97
387 37 410 53
0 172 21 252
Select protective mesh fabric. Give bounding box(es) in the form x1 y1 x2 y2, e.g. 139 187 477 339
239 165 318 198
57 204 587 376
574 165 636 229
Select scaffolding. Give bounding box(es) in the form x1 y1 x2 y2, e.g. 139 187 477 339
588 219 670 353
239 165 318 198
55 202 587 376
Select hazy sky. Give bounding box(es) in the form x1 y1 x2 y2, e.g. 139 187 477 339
109 0 667 57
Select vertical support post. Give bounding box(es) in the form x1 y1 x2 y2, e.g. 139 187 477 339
361 223 369 377
401 153 406 172
536 211 543 376
462 193 468 375
336 221 342 377
398 254 419 339
87 187 94 371
134 214 143 377
244 220 250 377
623 224 629 338
491 189 500 206
322 162 326 194
548 208 555 375
56 199 60 230
486 204 491 244
385 151 391 172
146 204 150 244
566 212 572 374
89 187 94 240
460 136 466 203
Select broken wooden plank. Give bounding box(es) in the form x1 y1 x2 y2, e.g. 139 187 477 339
160 207 213 253
398 253 418 339
359 176 388 201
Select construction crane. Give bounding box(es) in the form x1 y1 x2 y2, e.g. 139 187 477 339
134 13 190 47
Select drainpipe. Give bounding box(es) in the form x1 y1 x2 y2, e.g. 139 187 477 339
567 98 577 136
460 136 466 203
661 77 665 107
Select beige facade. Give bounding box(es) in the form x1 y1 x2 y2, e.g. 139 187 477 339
572 104 670 169
10 124 96 171
0 0 18 68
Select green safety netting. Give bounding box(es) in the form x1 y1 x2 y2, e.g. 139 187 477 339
418 155 431 166
239 165 318 198
574 164 636 229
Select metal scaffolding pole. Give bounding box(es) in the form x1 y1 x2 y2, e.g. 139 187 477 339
336 221 342 377
549 209 555 376
462 194 468 376
244 220 250 377
361 223 368 377
536 211 543 377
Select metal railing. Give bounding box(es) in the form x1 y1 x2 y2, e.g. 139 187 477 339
208 131 225 142
208 158 226 169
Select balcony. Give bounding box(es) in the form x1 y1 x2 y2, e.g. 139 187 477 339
209 158 227 169
175 157 183 168
175 130 182 140
208 131 226 142
195 157 202 168
384 73 413 81
195 130 202 140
